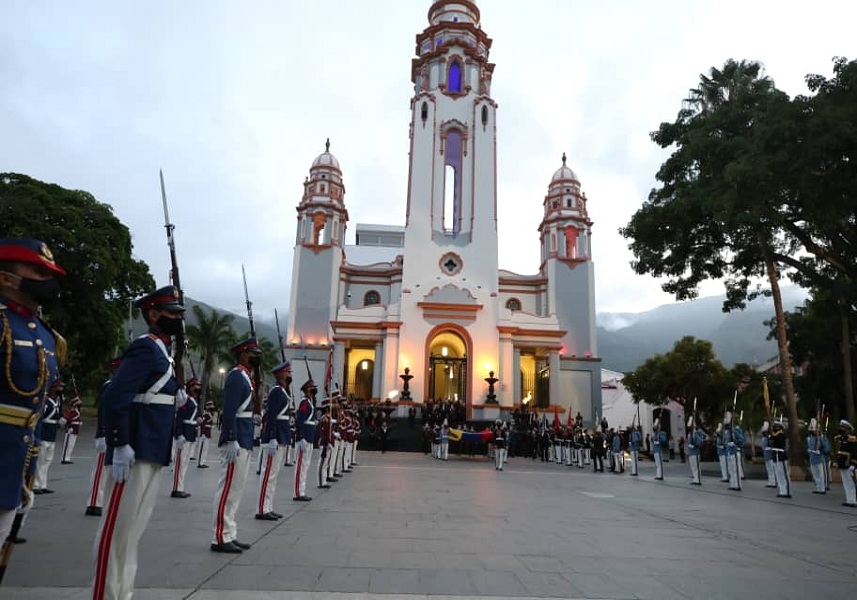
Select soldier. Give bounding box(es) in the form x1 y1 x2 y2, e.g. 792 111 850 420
256 360 292 520
61 396 82 464
210 337 261 553
591 428 605 473
316 399 333 489
350 402 362 466
715 423 729 482
0 238 64 548
611 429 624 473
196 400 215 468
760 422 776 488
835 420 856 507
33 379 63 494
86 357 121 517
493 420 506 470
733 419 746 480
652 419 667 480
770 420 791 499
723 413 741 491
293 378 317 501
439 420 450 461
170 378 201 499
686 417 704 485
92 285 185 599
807 418 830 495
629 425 641 476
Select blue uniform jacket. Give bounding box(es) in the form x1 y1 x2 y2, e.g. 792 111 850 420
807 435 830 465
94 379 110 439
762 434 773 460
261 385 292 445
686 430 705 456
0 300 59 509
652 430 667 453
218 365 255 449
723 428 738 455
295 396 316 444
174 396 199 442
40 395 61 442
103 330 180 466
630 430 641 450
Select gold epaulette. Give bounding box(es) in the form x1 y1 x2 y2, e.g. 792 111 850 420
50 328 67 367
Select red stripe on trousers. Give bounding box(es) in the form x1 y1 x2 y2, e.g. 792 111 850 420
89 453 104 507
294 445 303 498
172 449 182 492
215 462 235 544
258 453 273 515
92 481 126 600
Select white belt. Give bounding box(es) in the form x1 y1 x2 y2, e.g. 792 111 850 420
236 411 253 418
183 419 197 425
276 416 290 420
43 419 58 424
133 393 175 406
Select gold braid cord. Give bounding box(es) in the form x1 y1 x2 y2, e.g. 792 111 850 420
2 311 50 397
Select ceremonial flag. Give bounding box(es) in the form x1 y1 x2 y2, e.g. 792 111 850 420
553 406 560 432
448 428 493 443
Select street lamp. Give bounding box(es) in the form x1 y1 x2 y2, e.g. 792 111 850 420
219 367 226 389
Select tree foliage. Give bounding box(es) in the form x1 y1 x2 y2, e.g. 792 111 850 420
185 305 236 399
0 173 154 395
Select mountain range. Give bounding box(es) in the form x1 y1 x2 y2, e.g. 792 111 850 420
171 286 808 375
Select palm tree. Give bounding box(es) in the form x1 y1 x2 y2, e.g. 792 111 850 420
186 305 236 399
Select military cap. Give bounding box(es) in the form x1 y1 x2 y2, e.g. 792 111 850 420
840 419 854 430
230 336 261 355
0 238 66 275
50 378 65 389
271 360 292 375
300 379 316 393
186 377 201 389
135 285 185 312
108 357 122 370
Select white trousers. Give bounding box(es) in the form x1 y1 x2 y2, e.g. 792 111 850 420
293 439 313 499
197 436 210 466
0 508 16 546
495 447 506 470
440 441 448 461
810 461 826 493
211 447 251 545
62 431 78 462
351 438 358 464
332 440 342 476
841 466 856 505
257 445 283 515
317 444 331 487
185 440 197 462
774 456 790 496
654 452 664 479
283 444 293 467
630 450 639 475
689 454 701 484
737 452 745 479
577 448 585 468
584 448 590 465
92 461 161 600
764 457 777 485
35 440 55 490
613 451 623 472
88 451 107 508
718 454 728 481
172 445 191 493
727 453 741 489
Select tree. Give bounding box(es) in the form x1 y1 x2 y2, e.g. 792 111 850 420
185 305 236 399
619 60 806 464
0 173 154 395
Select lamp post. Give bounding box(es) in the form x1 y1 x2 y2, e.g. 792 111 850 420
400 367 413 401
484 370 498 404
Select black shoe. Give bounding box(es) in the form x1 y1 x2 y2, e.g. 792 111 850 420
343 469 353 472
189 457 196 461
197 464 210 469
351 462 359 466
210 542 242 554
6 536 26 544
842 502 857 507
630 473 638 477
41 488 55 494
284 463 294 467
85 506 103 517
317 484 331 489
777 494 792 499
293 496 312 502
765 484 777 488
255 513 278 521
327 477 337 483
654 477 664 481
720 479 729 483
728 487 741 491
32 489 45 495
812 491 825 494
171 491 191 499
270 512 283 519
233 540 251 550
61 461 74 464
691 482 702 486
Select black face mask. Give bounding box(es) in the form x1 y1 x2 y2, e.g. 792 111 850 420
18 276 61 306
309 386 318 396
156 315 184 336
248 355 262 368
285 375 293 386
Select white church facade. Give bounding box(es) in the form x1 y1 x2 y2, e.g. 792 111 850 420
286 0 602 422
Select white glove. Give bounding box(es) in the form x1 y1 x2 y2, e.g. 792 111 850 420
334 432 341 440
267 439 278 452
58 417 68 428
95 437 107 453
224 440 240 464
176 435 187 449
112 444 136 483
253 414 262 426
175 389 188 408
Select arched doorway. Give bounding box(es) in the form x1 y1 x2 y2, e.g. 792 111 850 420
653 407 672 440
427 330 468 403
354 359 374 401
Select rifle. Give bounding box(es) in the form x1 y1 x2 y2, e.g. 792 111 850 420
159 170 187 387
274 308 287 362
0 444 38 584
762 376 772 424
241 264 263 414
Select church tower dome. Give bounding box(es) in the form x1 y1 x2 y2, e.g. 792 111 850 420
539 153 591 264
428 0 481 25
296 139 348 247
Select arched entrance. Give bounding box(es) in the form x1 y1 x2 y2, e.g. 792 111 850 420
353 359 374 401
426 329 468 403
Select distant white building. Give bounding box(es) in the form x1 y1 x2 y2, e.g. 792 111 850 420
286 1 601 422
601 369 686 443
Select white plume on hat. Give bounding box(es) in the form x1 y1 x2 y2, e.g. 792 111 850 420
687 416 694 428
653 418 660 428
841 419 854 430
808 418 818 433
761 421 770 433
723 411 732 426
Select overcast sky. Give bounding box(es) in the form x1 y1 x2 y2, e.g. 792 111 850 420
2 1 853 320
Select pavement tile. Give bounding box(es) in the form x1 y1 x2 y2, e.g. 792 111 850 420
315 566 372 593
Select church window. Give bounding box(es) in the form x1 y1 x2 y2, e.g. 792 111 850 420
481 105 488 126
421 102 428 122
506 298 522 312
364 290 381 306
566 198 572 208
447 61 462 93
436 37 444 47
565 226 579 259
443 129 463 235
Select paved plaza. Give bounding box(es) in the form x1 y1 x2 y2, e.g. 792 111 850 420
4 447 857 600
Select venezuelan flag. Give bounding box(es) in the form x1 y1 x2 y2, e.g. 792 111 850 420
448 428 494 443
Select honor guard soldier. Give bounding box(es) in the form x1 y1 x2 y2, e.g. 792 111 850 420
611 429 624 473
807 418 830 494
350 402 362 466
92 285 185 600
197 400 215 468
591 428 605 472
652 419 666 480
256 360 292 520
0 238 64 552
33 379 63 494
86 357 120 516
760 422 777 488
629 425 641 476
328 387 343 482
61 396 82 464
733 419 746 480
835 420 856 507
293 379 318 501
316 398 334 488
770 420 791 498
171 378 201 499
493 421 507 470
723 413 741 491
686 417 704 485
715 423 729 482
211 337 261 553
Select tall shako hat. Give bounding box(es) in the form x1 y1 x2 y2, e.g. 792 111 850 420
301 379 316 393
135 285 185 312
230 336 260 355
271 360 292 375
0 238 66 275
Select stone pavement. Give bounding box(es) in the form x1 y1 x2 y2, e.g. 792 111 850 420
4 447 857 600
